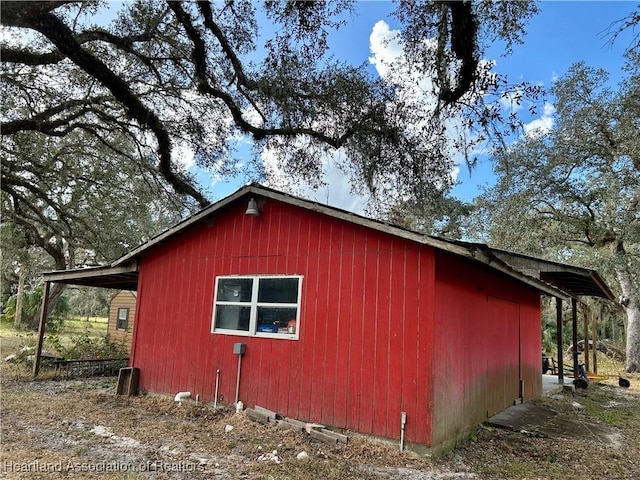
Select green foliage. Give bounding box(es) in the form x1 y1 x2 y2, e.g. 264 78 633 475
480 62 639 262
385 194 475 238
1 286 69 332
1 1 544 212
65 288 110 318
47 331 128 360
541 310 557 354
475 59 640 371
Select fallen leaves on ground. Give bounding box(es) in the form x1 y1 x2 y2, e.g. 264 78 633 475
1 363 639 479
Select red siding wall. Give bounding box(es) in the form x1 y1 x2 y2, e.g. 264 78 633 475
131 200 436 445
431 251 542 447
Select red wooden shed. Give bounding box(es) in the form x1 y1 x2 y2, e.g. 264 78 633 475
37 184 613 453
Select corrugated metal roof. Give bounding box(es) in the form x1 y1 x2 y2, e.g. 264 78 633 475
489 249 615 301
42 262 139 291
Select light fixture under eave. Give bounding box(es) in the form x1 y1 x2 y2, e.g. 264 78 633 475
245 198 260 216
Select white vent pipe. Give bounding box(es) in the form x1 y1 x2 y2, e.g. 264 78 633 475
174 391 191 404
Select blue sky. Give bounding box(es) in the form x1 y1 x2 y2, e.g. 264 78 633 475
203 1 637 212
451 0 637 201
91 2 636 211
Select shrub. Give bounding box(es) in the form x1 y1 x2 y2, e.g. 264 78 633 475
48 331 129 360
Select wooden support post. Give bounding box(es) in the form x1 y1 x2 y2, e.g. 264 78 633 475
33 281 51 378
592 310 598 374
572 298 579 379
14 264 25 329
556 297 564 384
582 303 590 373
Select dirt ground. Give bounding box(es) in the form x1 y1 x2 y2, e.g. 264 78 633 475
1 364 639 480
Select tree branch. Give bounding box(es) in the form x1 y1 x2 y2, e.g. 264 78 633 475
438 1 479 104
1 97 110 135
2 1 209 207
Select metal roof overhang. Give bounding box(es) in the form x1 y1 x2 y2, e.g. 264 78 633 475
490 249 615 301
539 271 613 300
42 261 139 291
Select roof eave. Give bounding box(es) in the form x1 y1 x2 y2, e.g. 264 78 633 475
108 183 569 300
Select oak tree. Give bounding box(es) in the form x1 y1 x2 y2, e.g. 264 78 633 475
478 62 640 372
2 1 539 208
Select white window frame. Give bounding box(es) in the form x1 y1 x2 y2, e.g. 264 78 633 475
116 307 129 331
212 275 302 339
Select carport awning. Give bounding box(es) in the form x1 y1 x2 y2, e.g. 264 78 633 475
539 271 612 300
490 249 615 301
42 262 138 291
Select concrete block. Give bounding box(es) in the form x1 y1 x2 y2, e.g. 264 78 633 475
254 405 277 420
309 429 339 444
321 428 348 444
245 408 270 424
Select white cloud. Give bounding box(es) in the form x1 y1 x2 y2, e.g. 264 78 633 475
173 141 196 170
369 20 404 78
523 102 555 137
260 140 369 214
370 21 483 187
369 21 438 107
259 20 486 213
297 165 369 214
499 89 524 113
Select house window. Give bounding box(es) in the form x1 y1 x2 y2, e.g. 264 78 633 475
117 308 129 330
212 276 302 338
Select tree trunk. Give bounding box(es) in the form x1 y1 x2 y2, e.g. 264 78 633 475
24 283 67 330
613 240 640 373
612 308 618 341
14 265 25 329
622 301 640 373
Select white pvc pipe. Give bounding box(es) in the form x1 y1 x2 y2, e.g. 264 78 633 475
214 369 220 409
400 412 407 451
235 355 243 405
174 391 191 403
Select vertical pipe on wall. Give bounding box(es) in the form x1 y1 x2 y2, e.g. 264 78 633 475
214 369 220 409
235 354 242 404
592 310 598 374
399 412 407 452
556 298 564 384
233 343 246 406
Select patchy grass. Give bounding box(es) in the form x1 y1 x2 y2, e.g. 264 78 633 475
582 395 626 425
1 317 121 365
61 316 108 336
2 359 640 480
0 319 35 354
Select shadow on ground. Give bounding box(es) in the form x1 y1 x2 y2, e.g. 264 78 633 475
488 386 622 447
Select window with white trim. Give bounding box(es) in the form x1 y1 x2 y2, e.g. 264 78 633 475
212 276 302 338
116 308 129 330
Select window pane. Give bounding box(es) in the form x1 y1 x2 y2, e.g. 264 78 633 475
118 308 128 320
215 305 251 331
258 278 299 303
217 278 253 302
257 307 298 334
